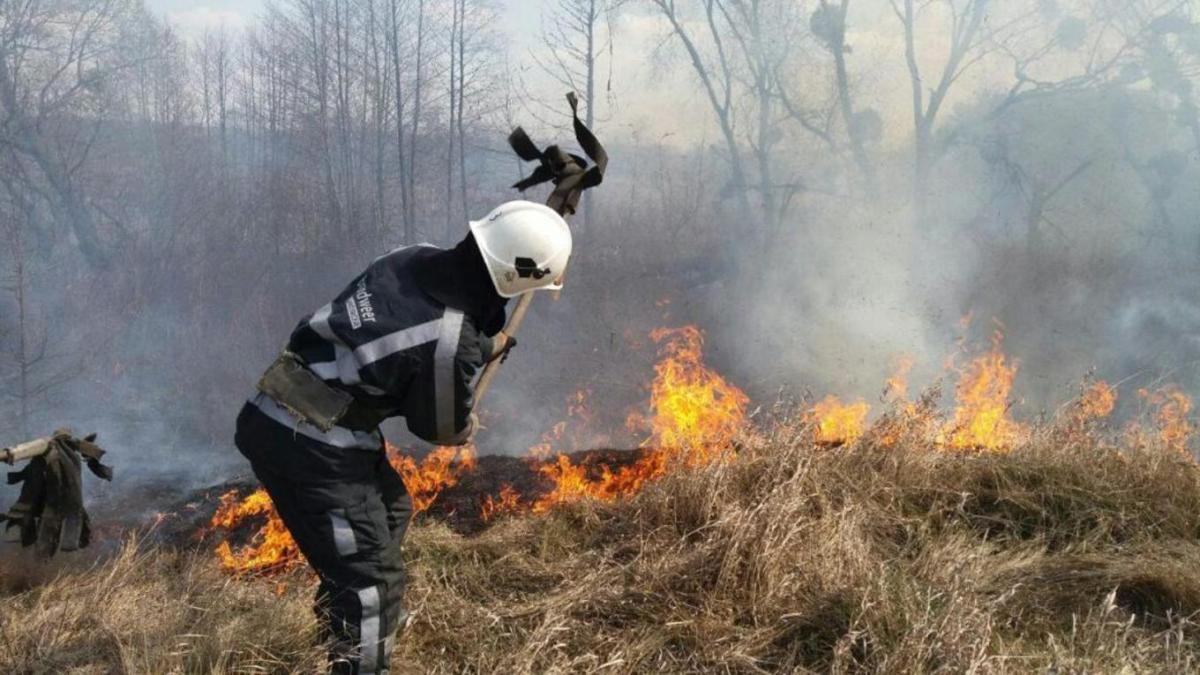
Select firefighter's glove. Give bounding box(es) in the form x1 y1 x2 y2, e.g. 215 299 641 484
488 333 517 364
441 413 479 446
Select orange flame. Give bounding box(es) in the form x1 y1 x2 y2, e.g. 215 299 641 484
530 326 749 511
533 454 610 510
1138 386 1194 456
885 355 915 401
940 331 1026 451
638 326 749 456
210 444 476 575
807 395 870 445
1079 380 1117 420
209 488 303 575
873 356 927 449
481 484 522 521
388 444 477 513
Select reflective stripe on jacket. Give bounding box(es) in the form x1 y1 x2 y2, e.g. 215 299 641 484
285 245 492 445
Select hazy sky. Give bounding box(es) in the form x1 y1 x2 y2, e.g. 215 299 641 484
137 0 1001 149
145 0 539 41
141 0 686 141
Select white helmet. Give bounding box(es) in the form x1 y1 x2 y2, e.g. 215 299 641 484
469 200 573 298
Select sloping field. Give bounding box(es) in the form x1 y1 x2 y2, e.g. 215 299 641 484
3 423 1200 674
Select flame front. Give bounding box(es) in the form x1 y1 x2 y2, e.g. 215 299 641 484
1138 386 1194 456
388 444 477 513
205 320 1199 576
808 395 870 445
526 326 749 511
940 331 1026 451
209 444 477 575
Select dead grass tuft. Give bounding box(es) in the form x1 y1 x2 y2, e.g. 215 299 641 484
0 536 325 674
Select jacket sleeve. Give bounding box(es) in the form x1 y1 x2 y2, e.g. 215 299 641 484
402 312 488 445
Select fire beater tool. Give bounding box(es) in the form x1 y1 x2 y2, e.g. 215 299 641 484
473 92 608 405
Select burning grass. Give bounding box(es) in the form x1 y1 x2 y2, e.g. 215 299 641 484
6 325 1200 672
5 424 1200 673
196 324 1199 583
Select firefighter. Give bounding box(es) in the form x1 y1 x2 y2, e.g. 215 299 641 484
234 200 572 675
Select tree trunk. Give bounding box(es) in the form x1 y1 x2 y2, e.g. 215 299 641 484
829 0 876 194
305 1 343 231
14 220 30 439
407 0 426 236
658 1 753 224
582 0 597 233
456 0 468 225
389 0 411 240
445 0 459 240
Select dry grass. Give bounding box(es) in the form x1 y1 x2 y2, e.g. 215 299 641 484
0 539 325 674
4 420 1200 674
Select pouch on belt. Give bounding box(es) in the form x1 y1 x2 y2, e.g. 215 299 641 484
257 351 355 432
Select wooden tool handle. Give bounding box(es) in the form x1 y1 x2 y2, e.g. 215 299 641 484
477 90 605 409
1 437 52 465
473 293 534 406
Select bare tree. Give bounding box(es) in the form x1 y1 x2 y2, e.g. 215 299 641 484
0 0 159 267
1114 3 1200 154
199 26 232 155
364 0 392 233
647 0 816 246
529 0 623 230
974 134 1094 253
891 0 1153 219
0 171 78 437
889 0 993 218
406 0 429 235
649 0 751 226
809 0 878 193
446 0 462 236
387 0 415 239
443 0 503 240
283 0 344 229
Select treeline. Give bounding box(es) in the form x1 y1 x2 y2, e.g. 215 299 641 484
0 0 524 446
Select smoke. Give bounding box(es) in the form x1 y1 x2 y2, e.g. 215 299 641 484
718 83 1200 420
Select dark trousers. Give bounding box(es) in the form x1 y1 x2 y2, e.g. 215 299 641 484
234 403 412 675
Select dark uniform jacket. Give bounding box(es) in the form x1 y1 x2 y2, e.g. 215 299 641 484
248 245 494 451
